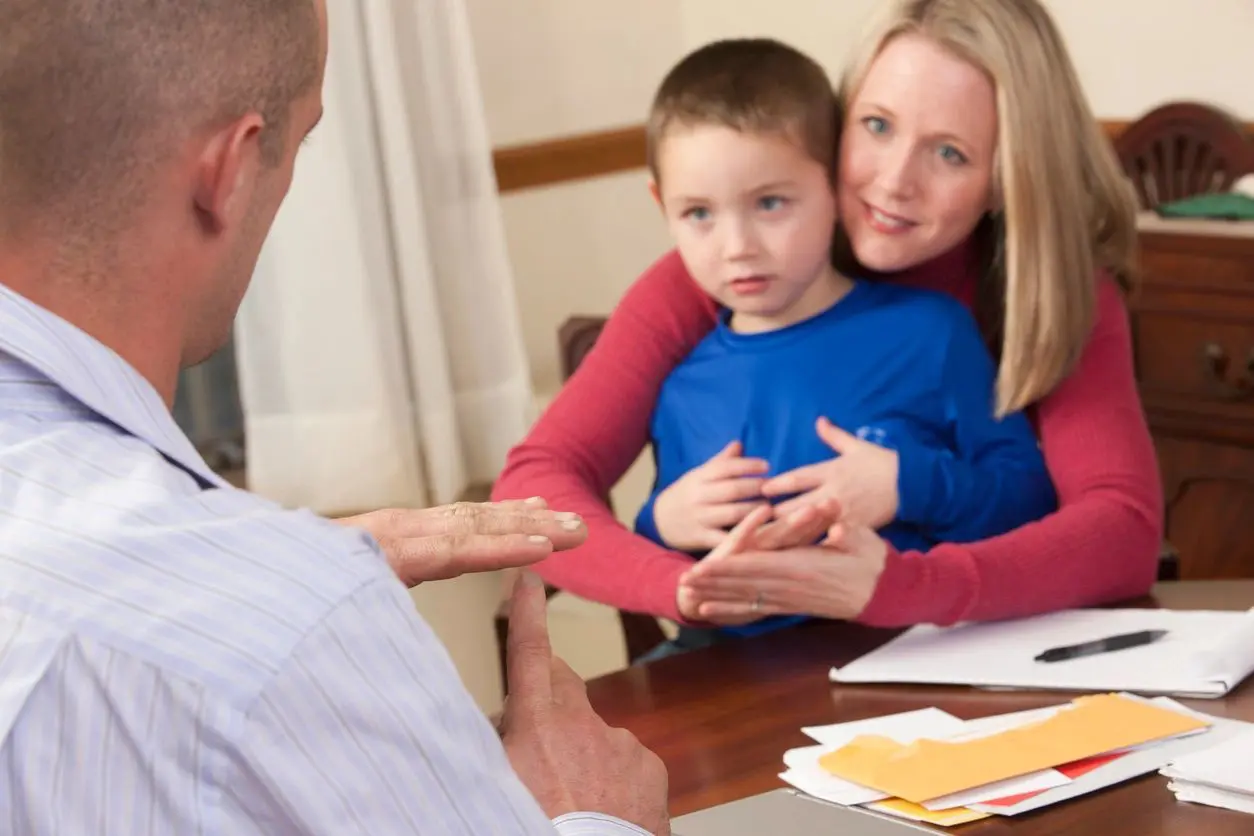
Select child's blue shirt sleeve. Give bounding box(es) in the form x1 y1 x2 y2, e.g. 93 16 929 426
894 307 1058 543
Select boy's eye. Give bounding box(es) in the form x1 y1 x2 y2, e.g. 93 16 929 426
938 144 968 165
862 115 889 135
683 207 711 221
757 195 787 212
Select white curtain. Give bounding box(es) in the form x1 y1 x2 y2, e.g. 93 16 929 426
235 0 533 516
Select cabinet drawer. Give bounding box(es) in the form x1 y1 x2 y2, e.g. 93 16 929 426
1133 307 1254 412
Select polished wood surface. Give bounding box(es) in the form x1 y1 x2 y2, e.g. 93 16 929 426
1131 215 1254 579
586 581 1254 833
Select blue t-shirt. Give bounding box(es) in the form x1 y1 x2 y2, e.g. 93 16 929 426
635 280 1057 636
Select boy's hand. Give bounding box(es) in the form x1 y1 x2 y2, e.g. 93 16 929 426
653 441 768 552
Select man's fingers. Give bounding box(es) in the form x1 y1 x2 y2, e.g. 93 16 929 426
349 503 587 548
506 571 555 707
389 533 554 585
549 656 591 710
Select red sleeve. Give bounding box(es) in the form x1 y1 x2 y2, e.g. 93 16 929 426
491 250 719 620
859 278 1163 627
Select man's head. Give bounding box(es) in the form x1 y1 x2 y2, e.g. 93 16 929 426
0 0 327 389
646 39 842 333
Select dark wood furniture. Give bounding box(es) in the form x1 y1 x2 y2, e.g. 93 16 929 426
1112 102 1254 580
1114 102 1254 210
1129 216 1254 580
586 580 1254 833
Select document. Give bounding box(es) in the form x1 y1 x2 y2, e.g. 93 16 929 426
816 693 1209 803
1161 729 1254 816
830 608 1254 698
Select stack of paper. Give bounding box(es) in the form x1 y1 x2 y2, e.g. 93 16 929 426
779 693 1254 827
1161 730 1254 815
829 608 1254 698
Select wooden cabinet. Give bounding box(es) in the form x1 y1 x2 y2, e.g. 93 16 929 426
1130 215 1254 578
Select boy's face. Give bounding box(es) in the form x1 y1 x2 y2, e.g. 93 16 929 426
652 123 838 332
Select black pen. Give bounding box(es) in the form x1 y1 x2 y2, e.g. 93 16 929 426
1034 629 1168 663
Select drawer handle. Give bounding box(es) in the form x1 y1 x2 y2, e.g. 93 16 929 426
1201 342 1254 401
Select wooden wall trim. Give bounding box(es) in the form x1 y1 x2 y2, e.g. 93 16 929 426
493 119 1254 195
493 125 648 193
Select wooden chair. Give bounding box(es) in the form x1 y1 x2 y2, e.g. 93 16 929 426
1113 101 1254 210
555 316 669 660
493 316 667 692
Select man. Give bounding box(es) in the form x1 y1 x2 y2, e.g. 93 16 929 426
0 1 668 833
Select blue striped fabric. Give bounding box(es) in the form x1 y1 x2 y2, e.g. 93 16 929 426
0 283 647 835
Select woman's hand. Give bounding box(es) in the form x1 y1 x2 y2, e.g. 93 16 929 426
679 515 890 623
761 417 900 528
674 499 842 625
653 441 770 551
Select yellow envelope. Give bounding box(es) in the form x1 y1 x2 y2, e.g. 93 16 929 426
819 693 1209 803
868 799 990 827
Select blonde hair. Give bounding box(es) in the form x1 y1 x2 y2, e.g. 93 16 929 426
838 0 1139 415
646 38 837 185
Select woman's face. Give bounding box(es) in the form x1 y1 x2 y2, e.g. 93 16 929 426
839 33 999 273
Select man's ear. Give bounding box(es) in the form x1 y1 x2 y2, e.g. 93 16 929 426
192 114 266 233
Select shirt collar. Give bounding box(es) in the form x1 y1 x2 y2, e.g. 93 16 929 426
0 283 228 490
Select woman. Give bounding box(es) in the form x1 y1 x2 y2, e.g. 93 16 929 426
492 0 1162 632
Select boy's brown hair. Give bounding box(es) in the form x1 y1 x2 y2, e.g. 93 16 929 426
646 38 838 184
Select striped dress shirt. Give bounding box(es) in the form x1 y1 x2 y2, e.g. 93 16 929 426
0 282 647 835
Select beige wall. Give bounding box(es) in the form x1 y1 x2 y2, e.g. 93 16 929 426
468 0 1254 397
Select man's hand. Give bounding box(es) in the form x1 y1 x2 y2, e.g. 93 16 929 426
337 498 587 586
501 572 670 835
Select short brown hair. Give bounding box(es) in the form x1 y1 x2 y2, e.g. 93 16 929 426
646 38 837 184
0 0 320 237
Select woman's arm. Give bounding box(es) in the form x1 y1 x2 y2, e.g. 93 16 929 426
491 250 719 620
860 278 1163 627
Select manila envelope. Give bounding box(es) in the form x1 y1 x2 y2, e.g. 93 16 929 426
818 693 1209 804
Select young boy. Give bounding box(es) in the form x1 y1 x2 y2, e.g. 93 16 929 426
633 38 1056 643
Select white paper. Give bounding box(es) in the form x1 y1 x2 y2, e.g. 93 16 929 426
1161 728 1254 794
1168 783 1254 815
830 608 1254 698
968 700 1254 816
779 764 888 807
920 768 1069 811
801 707 966 747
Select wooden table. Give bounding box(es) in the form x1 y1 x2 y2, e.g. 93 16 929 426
586 581 1254 834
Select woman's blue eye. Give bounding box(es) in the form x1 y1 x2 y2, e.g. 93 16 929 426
939 144 968 165
862 115 889 135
